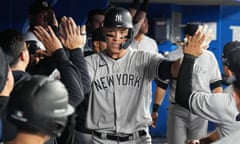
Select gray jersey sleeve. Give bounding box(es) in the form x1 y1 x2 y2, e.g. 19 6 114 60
189 92 239 124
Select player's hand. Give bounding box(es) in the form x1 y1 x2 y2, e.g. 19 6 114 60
183 30 205 57
186 139 200 144
151 112 158 128
33 26 62 55
198 24 214 50
59 16 86 49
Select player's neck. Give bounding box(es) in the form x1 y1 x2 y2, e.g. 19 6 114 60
134 33 144 42
106 48 127 59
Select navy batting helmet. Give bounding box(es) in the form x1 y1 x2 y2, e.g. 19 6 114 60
104 7 133 29
7 75 74 137
104 7 133 49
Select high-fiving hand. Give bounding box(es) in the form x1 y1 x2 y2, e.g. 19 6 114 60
183 29 206 57
59 16 86 49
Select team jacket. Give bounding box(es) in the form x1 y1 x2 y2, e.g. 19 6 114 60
175 54 240 138
85 47 172 133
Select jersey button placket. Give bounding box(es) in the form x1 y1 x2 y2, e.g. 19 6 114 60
113 62 121 132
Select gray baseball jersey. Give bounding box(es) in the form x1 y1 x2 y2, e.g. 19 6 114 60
190 85 240 138
130 35 159 54
85 47 165 133
212 128 240 144
169 49 222 103
167 49 222 144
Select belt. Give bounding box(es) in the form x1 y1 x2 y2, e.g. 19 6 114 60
92 130 147 142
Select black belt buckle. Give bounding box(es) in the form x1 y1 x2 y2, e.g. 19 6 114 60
107 133 130 142
93 130 146 142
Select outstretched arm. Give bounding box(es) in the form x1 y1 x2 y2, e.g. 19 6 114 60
186 130 219 144
33 25 84 107
59 17 90 95
151 83 167 128
175 31 205 110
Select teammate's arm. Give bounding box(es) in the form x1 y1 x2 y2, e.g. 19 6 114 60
186 130 219 144
151 80 168 128
212 86 223 93
211 79 223 93
175 31 205 110
199 130 219 144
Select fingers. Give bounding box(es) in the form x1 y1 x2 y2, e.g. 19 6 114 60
80 25 86 35
33 26 49 41
33 26 56 44
68 17 77 35
59 16 86 49
33 25 62 55
59 16 81 36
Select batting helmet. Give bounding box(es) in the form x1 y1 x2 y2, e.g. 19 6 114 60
104 7 133 49
7 75 74 137
104 7 133 29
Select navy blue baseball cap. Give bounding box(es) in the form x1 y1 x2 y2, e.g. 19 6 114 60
29 0 52 15
222 41 240 66
223 41 240 59
0 47 9 92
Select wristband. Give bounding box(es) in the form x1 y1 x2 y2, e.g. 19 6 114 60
153 104 160 112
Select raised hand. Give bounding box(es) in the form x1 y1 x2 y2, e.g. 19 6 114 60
198 24 214 50
33 26 62 56
183 30 205 57
59 16 86 49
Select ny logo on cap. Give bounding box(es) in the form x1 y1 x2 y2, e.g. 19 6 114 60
115 14 122 22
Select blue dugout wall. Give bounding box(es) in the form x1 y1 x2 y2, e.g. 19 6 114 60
2 0 240 138
0 0 109 32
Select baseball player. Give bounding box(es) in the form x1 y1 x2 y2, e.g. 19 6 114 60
175 30 240 143
6 75 74 144
84 7 174 144
186 41 240 144
33 16 90 144
151 23 223 144
0 47 14 115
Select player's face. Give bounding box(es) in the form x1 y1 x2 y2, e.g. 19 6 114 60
30 10 54 28
139 17 149 34
103 27 128 56
92 14 104 30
